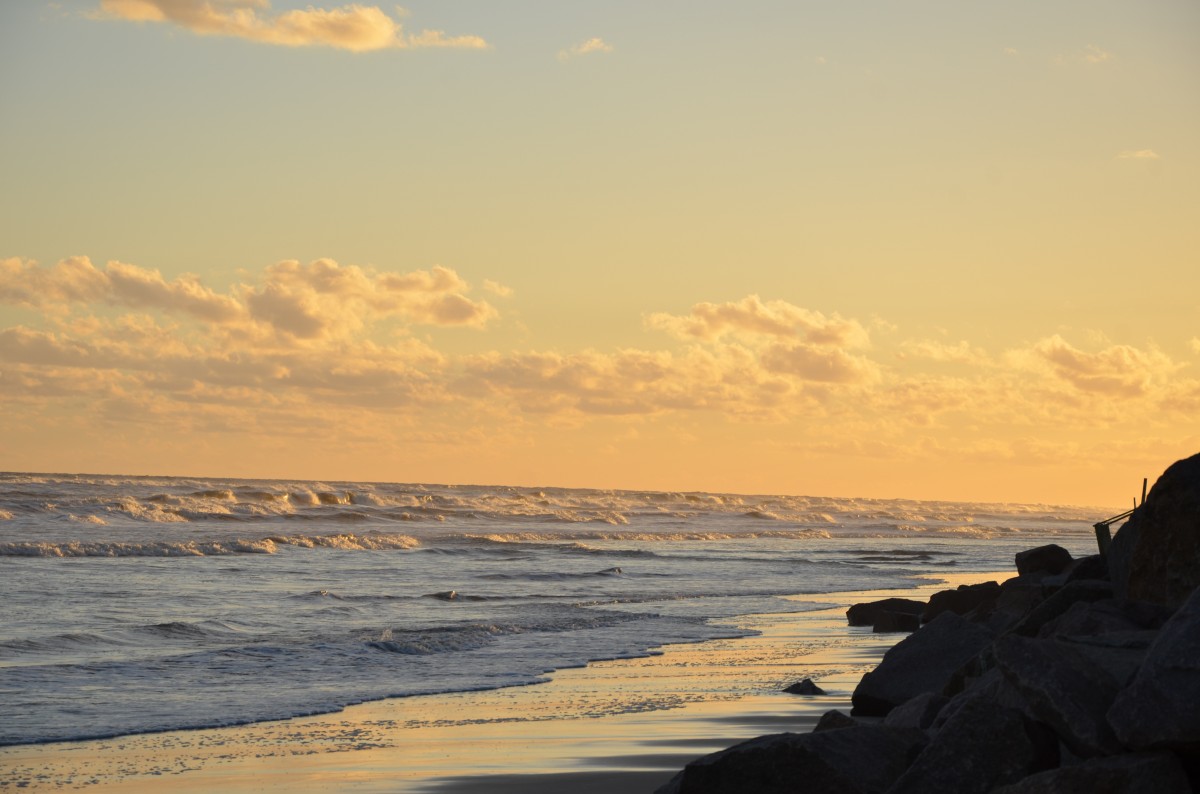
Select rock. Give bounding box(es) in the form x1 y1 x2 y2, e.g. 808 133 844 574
1108 517 1140 600
872 610 920 633
1058 632 1154 688
1120 452 1200 609
989 751 1191 794
922 581 1001 623
851 610 994 717
1107 584 1200 751
1016 544 1074 576
813 710 859 732
784 678 826 695
993 633 1123 757
1009 580 1113 637
882 692 948 730
1066 554 1109 583
1037 598 1172 639
654 726 925 794
887 693 1057 794
846 598 925 627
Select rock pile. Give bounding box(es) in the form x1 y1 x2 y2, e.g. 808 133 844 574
657 452 1200 794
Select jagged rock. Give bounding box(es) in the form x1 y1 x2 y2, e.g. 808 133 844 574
654 726 925 794
990 751 1191 793
993 633 1123 757
784 678 826 695
1107 584 1200 751
922 581 1001 623
847 598 925 627
887 693 1057 794
1016 544 1074 576
882 692 948 730
1119 452 1200 609
813 710 859 732
872 610 920 633
1038 598 1172 639
1009 580 1113 637
851 611 994 716
1066 554 1109 583
1059 632 1154 688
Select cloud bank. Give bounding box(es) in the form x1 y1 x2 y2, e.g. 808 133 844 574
2 255 1195 493
96 0 488 52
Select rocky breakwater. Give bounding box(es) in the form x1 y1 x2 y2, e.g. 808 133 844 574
658 452 1200 794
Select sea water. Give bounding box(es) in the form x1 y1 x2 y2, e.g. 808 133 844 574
0 472 1106 746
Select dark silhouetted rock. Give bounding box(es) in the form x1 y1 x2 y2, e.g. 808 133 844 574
1118 452 1200 609
1009 580 1113 637
887 694 1057 794
1107 584 1200 751
922 581 1001 623
1066 554 1109 583
990 751 1190 794
654 726 925 794
1016 544 1074 576
1109 517 1140 600
882 692 948 730
851 611 994 717
1038 598 1172 640
784 678 826 695
993 633 1123 757
813 709 859 732
872 610 920 633
846 598 925 627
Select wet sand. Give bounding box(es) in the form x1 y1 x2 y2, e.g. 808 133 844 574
1 572 1001 793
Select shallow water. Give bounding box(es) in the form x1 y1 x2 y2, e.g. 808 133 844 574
0 472 1104 746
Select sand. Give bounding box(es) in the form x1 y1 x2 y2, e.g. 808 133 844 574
1 572 1001 793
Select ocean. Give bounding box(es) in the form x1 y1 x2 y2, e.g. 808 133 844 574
0 472 1106 748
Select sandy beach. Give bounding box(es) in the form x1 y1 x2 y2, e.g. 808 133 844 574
1 573 1000 793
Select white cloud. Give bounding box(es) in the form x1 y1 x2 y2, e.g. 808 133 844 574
1117 149 1160 160
646 295 871 349
558 37 613 61
95 0 487 52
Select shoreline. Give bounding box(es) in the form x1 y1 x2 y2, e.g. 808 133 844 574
1 572 1002 793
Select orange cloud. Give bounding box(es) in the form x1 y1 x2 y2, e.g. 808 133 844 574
95 0 487 52
647 295 870 348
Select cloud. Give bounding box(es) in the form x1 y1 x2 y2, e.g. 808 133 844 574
1084 44 1112 63
95 0 487 52
1022 334 1181 398
1003 47 1019 56
483 279 514 298
1117 149 1160 160
898 339 991 366
0 257 497 345
647 295 870 349
1191 338 1200 354
558 37 613 61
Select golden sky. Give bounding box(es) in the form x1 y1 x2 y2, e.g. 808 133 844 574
1 0 1197 506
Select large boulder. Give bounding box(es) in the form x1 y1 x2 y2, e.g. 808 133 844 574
851 611 994 716
1009 580 1113 637
1114 452 1200 609
1016 544 1074 577
654 726 925 794
989 751 1190 794
846 598 925 627
882 692 949 730
993 634 1123 757
1107 584 1200 751
886 693 1057 794
922 581 1001 623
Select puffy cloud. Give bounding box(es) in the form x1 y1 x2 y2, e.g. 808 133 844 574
0 257 497 344
898 338 991 366
558 37 614 61
1117 149 1160 160
95 0 487 52
1 256 241 321
1023 335 1181 397
647 295 870 349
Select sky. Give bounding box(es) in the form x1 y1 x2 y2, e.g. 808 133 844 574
1 0 1198 507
